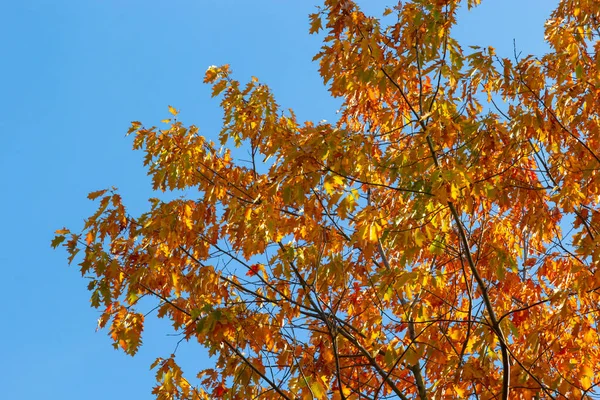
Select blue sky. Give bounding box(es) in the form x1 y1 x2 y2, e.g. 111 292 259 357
1 1 556 398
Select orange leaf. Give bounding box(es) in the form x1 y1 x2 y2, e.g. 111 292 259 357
85 231 94 245
87 189 107 200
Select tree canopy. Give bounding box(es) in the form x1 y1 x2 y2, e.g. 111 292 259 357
54 0 600 398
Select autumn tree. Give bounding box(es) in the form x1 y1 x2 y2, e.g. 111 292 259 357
54 0 600 398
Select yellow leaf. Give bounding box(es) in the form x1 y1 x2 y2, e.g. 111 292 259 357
368 223 381 242
454 385 467 397
581 364 594 388
168 105 178 116
584 329 596 344
341 386 351 397
332 175 344 186
414 230 425 246
323 179 335 195
449 329 461 341
323 175 344 195
184 204 193 217
309 377 327 399
450 183 460 200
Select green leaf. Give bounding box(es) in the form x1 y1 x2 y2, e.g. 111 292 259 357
51 235 66 249
414 230 426 246
575 64 584 79
395 271 416 288
282 185 292 203
90 290 101 308
309 377 327 399
507 319 519 338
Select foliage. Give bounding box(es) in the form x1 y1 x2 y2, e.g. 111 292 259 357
55 0 600 398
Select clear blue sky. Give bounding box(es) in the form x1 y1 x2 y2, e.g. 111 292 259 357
0 1 555 398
